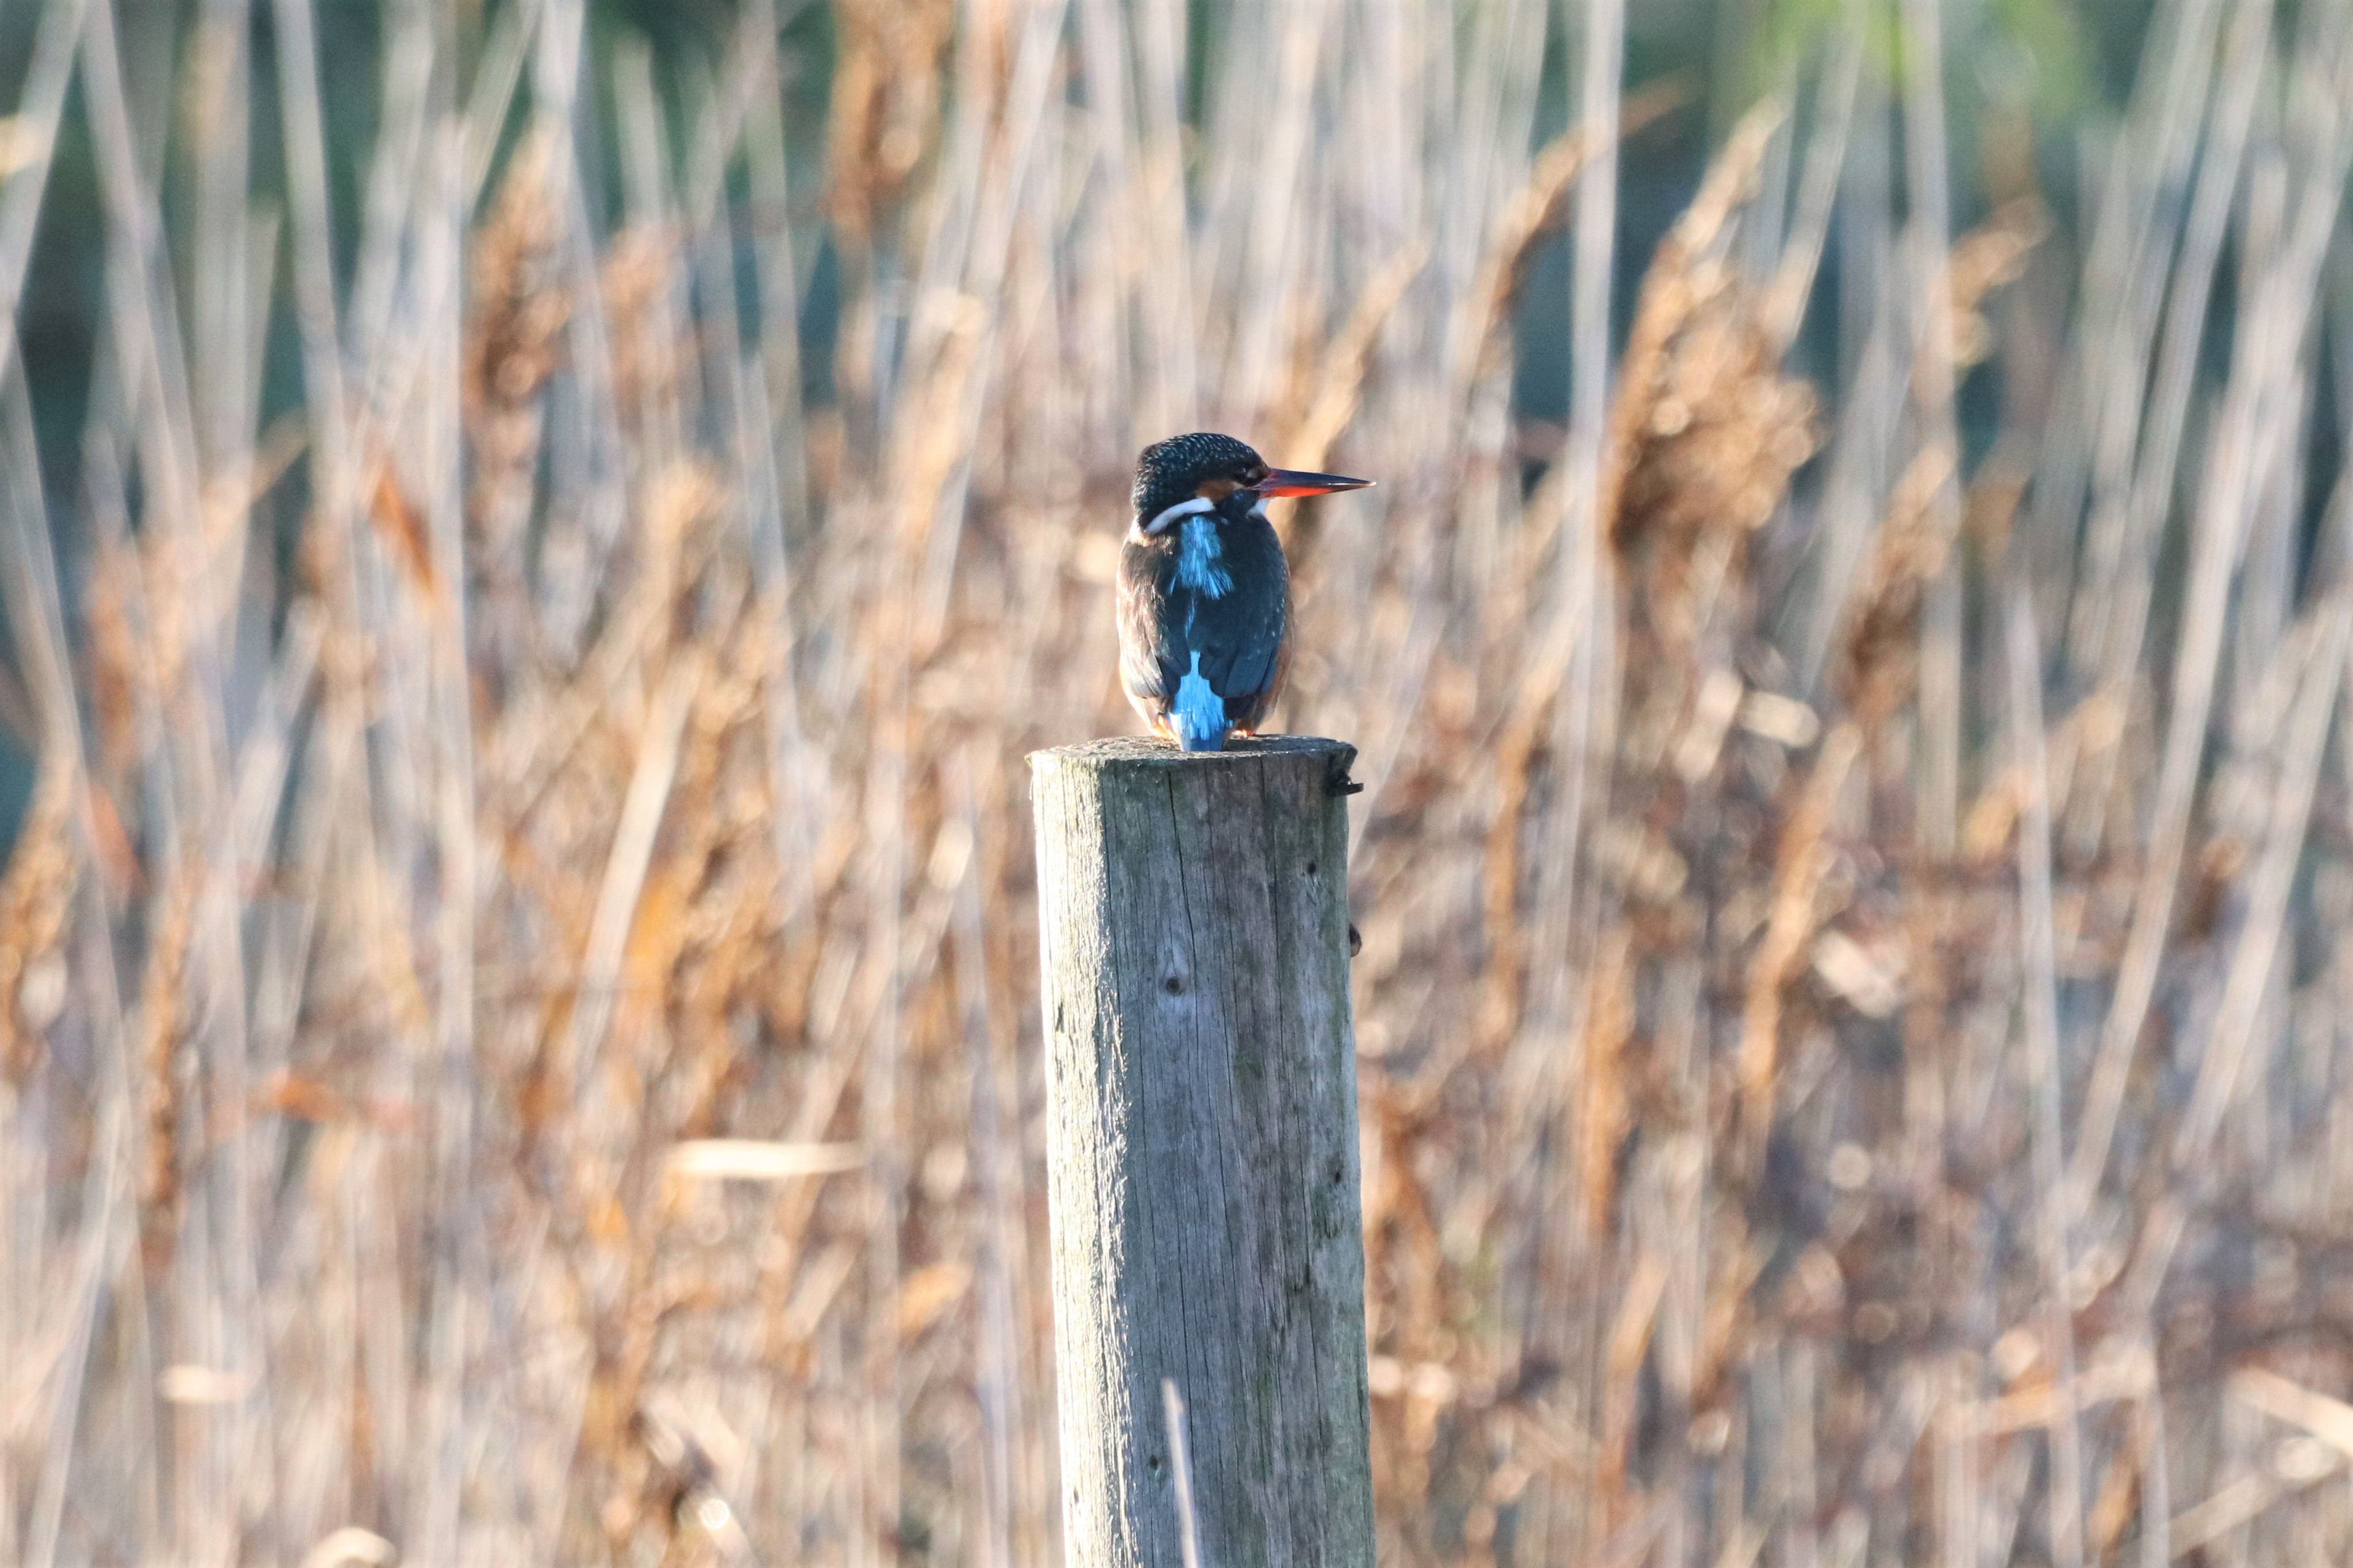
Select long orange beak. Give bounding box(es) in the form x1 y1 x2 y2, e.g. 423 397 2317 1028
1251 467 1374 498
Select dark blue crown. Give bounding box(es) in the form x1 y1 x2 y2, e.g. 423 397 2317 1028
1131 432 1264 521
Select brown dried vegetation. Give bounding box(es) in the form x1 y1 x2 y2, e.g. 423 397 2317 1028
7 3 2353 1567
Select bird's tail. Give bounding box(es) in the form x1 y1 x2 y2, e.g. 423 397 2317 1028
1170 653 1231 752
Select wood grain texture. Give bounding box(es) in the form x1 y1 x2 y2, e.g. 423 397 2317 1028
1030 736 1374 1568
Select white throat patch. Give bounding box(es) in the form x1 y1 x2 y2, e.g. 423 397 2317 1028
1174 514 1233 597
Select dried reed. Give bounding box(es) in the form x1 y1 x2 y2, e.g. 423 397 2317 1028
4 2 2353 1566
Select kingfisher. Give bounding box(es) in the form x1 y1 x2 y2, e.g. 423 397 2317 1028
1116 432 1372 752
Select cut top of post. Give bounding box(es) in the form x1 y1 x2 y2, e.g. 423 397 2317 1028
1029 733 1359 782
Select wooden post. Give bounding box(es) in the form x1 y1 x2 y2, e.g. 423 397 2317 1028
1030 736 1375 1568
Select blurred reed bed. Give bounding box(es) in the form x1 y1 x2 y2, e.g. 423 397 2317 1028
6 0 2353 1565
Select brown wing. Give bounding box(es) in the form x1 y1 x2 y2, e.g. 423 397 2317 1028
1116 535 1178 725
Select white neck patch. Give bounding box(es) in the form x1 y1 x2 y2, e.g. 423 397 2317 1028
1137 495 1214 538
1174 514 1233 597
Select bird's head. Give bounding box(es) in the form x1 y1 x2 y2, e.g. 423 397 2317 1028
1131 432 1371 537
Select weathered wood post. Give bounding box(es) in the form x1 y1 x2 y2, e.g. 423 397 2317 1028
1030 736 1375 1567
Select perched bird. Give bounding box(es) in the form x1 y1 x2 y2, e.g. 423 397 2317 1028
1117 432 1372 752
